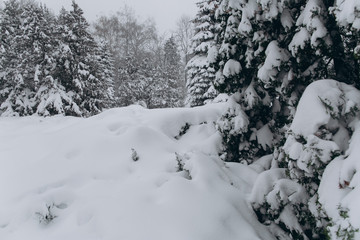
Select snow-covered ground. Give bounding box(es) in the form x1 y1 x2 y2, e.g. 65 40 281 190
0 104 274 240
1 79 360 240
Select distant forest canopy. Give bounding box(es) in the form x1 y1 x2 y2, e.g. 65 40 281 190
0 0 193 117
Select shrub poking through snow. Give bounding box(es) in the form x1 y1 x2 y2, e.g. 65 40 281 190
175 152 185 172
36 204 57 225
131 148 139 162
174 123 191 140
175 152 192 180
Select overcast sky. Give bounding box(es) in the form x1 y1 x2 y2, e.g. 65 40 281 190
26 0 198 34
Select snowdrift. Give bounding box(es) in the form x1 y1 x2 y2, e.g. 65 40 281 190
1 79 360 240
0 104 273 240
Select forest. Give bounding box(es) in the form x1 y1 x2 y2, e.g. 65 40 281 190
0 0 190 116
1 0 360 239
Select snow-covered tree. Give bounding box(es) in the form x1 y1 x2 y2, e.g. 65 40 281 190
94 41 116 109
186 0 219 107
186 0 360 237
213 0 278 163
251 80 360 239
161 36 184 107
0 0 33 116
117 55 156 108
207 0 360 161
0 1 57 116
54 1 113 116
0 0 115 116
116 37 184 109
93 6 158 102
175 15 194 83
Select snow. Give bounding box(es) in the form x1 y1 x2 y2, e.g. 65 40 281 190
290 79 360 136
292 0 329 49
223 59 241 77
207 45 218 63
256 124 274 150
250 168 287 208
286 79 360 238
257 41 290 84
280 9 294 30
0 104 274 240
289 28 310 56
237 0 258 35
333 0 360 29
319 119 360 238
257 0 279 20
238 12 252 34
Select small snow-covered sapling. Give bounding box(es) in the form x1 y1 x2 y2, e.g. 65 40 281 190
36 204 57 225
175 152 185 172
174 152 192 180
175 123 191 140
131 148 139 161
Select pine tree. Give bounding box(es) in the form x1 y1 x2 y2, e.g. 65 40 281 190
188 0 360 238
117 54 155 108
162 36 184 107
0 0 115 117
210 0 360 160
213 0 277 163
22 4 76 117
186 0 219 107
94 41 116 109
0 0 34 116
0 1 60 116
54 1 112 116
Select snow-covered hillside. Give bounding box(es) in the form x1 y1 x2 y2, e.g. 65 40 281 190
0 104 273 240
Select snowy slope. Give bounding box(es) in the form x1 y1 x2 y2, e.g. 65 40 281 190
0 104 274 240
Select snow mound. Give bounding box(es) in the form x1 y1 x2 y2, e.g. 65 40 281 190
290 79 360 136
0 104 274 240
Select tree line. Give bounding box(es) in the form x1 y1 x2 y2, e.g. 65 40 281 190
0 0 189 116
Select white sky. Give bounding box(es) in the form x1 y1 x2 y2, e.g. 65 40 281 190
29 0 198 34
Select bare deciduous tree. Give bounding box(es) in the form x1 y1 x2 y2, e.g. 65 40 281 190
174 15 194 83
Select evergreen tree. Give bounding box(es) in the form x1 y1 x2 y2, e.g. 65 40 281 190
0 0 115 116
186 0 219 107
214 0 277 163
0 0 33 116
54 1 112 116
117 37 184 109
117 54 157 108
94 41 116 109
210 0 360 160
189 0 360 238
162 36 184 107
0 1 58 116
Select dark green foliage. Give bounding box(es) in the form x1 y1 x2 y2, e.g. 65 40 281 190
335 206 359 240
